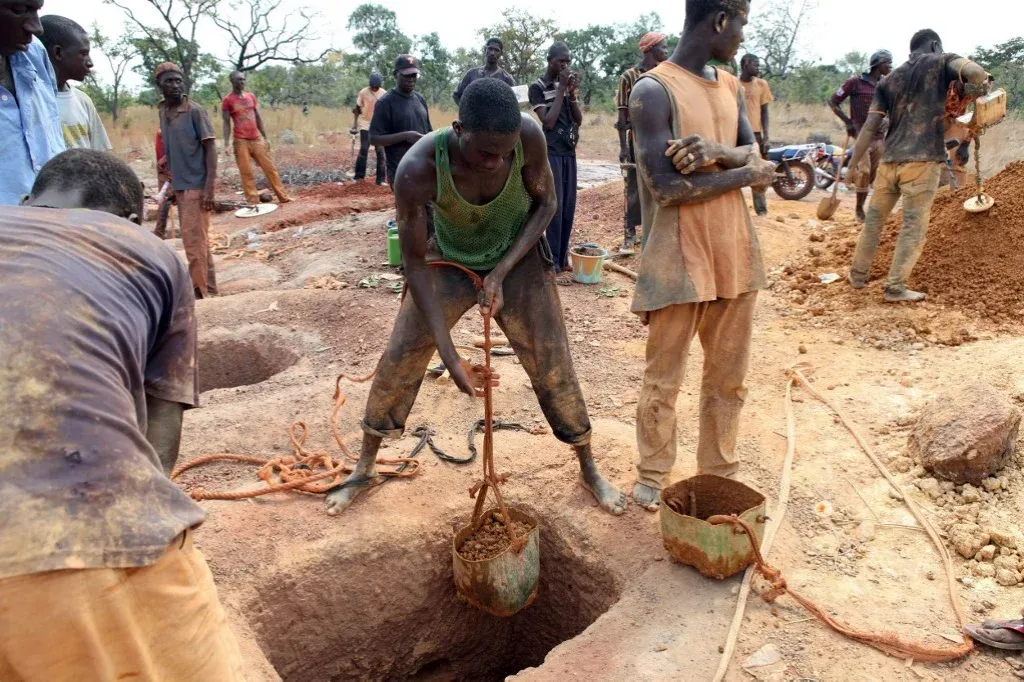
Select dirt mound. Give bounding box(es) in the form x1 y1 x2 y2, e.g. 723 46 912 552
262 182 394 232
301 181 393 201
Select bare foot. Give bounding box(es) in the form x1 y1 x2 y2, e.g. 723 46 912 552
324 466 376 516
279 196 293 204
631 482 661 512
580 473 627 515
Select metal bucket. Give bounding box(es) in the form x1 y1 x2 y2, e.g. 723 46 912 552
660 475 766 580
452 507 540 617
570 244 607 284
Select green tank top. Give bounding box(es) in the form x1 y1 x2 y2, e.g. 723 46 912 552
431 127 531 270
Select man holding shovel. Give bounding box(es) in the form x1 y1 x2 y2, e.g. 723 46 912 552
830 49 892 221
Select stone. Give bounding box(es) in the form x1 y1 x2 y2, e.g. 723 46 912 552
961 484 982 504
995 556 1020 572
996 569 1021 586
977 545 998 562
857 520 877 543
917 477 942 499
983 477 1003 492
908 382 1021 484
893 457 913 473
743 644 782 668
951 523 991 559
991 530 1019 549
974 563 997 578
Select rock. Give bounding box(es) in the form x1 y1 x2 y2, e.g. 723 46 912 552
977 545 998 561
277 129 300 145
894 456 913 473
798 344 807 354
908 382 1021 484
990 530 1019 549
951 523 991 559
917 477 942 499
857 520 877 543
983 477 1003 492
974 562 997 578
995 556 1020 572
996 569 1021 586
743 643 782 668
962 484 982 504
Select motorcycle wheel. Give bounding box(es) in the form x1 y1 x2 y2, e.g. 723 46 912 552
814 158 836 191
773 161 816 201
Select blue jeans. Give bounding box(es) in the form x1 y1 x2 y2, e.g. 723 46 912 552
546 154 578 270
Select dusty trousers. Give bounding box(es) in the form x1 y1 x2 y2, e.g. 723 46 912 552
233 137 289 205
0 532 245 681
362 244 592 447
635 292 758 488
176 189 217 297
850 162 941 290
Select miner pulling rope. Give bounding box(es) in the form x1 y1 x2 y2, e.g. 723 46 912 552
325 77 627 516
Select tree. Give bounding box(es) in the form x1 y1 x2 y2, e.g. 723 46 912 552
415 32 455 105
479 9 558 84
974 37 1024 109
88 24 139 121
600 12 666 82
212 0 332 73
561 25 616 106
347 4 411 79
106 0 218 93
131 29 221 100
745 0 816 79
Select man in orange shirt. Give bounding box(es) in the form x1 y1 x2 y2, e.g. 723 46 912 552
350 72 386 185
739 53 773 215
628 0 774 510
221 70 290 207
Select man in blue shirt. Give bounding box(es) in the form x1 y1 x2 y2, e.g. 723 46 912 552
0 0 64 205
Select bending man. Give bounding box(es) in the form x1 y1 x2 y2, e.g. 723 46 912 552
325 78 626 516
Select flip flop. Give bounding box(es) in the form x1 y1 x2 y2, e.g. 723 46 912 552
964 623 1024 650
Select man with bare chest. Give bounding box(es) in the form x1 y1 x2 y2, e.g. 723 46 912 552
325 78 626 517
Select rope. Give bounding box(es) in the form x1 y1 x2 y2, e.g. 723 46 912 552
712 363 972 677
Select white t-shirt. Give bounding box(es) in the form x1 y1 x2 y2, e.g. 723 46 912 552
56 87 112 151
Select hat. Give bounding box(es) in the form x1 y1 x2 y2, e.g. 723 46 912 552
639 32 666 53
393 55 420 76
154 62 182 82
870 50 893 68
369 72 383 87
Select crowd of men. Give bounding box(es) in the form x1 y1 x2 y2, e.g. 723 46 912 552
3 0 1021 676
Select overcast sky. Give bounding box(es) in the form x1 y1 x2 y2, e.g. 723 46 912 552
40 0 1024 89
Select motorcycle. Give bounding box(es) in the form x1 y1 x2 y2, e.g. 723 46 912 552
765 143 821 201
812 143 853 191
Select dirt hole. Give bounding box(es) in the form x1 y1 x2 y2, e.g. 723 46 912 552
198 327 300 392
243 509 621 681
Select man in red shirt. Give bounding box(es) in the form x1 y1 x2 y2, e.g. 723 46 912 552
221 71 290 207
830 50 892 221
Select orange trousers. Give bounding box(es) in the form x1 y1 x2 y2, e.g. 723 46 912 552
234 137 289 205
0 532 245 681
176 189 217 297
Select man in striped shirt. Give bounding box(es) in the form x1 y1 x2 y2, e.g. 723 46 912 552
615 31 669 252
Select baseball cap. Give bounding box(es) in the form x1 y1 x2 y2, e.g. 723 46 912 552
394 55 421 76
369 72 383 87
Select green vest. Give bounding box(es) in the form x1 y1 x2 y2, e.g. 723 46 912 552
431 128 531 270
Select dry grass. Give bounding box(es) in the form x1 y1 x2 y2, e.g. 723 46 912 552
105 102 1024 178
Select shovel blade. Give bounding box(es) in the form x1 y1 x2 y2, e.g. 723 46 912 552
816 196 840 221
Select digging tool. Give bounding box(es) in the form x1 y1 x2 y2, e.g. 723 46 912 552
943 140 961 190
961 89 1007 214
815 137 849 221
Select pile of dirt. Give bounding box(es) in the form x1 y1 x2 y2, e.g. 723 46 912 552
301 181 392 201
457 511 535 561
262 182 394 232
573 181 625 249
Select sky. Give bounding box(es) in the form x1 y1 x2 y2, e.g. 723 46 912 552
40 0 1024 89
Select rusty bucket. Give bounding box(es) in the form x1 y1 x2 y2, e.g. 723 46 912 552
452 507 540 617
659 475 766 580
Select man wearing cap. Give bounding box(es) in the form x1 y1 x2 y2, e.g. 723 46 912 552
0 0 65 205
351 72 387 185
222 70 290 208
370 55 432 186
830 50 892 222
452 37 516 106
156 62 218 298
529 42 583 277
615 31 668 252
739 54 773 216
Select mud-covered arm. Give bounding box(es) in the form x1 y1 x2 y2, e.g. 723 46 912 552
631 78 769 207
221 109 232 145
146 396 185 474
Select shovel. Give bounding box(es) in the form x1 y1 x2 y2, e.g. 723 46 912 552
816 136 849 221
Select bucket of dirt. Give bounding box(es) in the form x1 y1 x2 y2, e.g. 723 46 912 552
570 244 607 284
660 475 766 580
453 507 540 617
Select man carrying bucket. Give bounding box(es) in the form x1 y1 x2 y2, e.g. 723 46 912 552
325 78 627 517
627 0 776 511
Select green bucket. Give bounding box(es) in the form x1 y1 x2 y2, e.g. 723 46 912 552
387 226 401 265
453 507 540 617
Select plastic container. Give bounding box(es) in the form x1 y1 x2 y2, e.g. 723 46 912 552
453 507 540 617
570 244 607 284
387 226 401 265
659 474 766 580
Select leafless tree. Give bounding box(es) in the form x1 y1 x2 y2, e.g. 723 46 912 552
746 0 816 79
90 24 138 121
212 0 331 73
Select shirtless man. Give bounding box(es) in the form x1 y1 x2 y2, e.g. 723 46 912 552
325 78 626 516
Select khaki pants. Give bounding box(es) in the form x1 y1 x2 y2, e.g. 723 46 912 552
850 162 941 290
176 189 217 297
636 292 757 488
855 139 885 193
0 532 245 681
234 137 288 205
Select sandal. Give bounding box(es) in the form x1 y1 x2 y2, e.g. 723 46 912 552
964 621 1024 650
